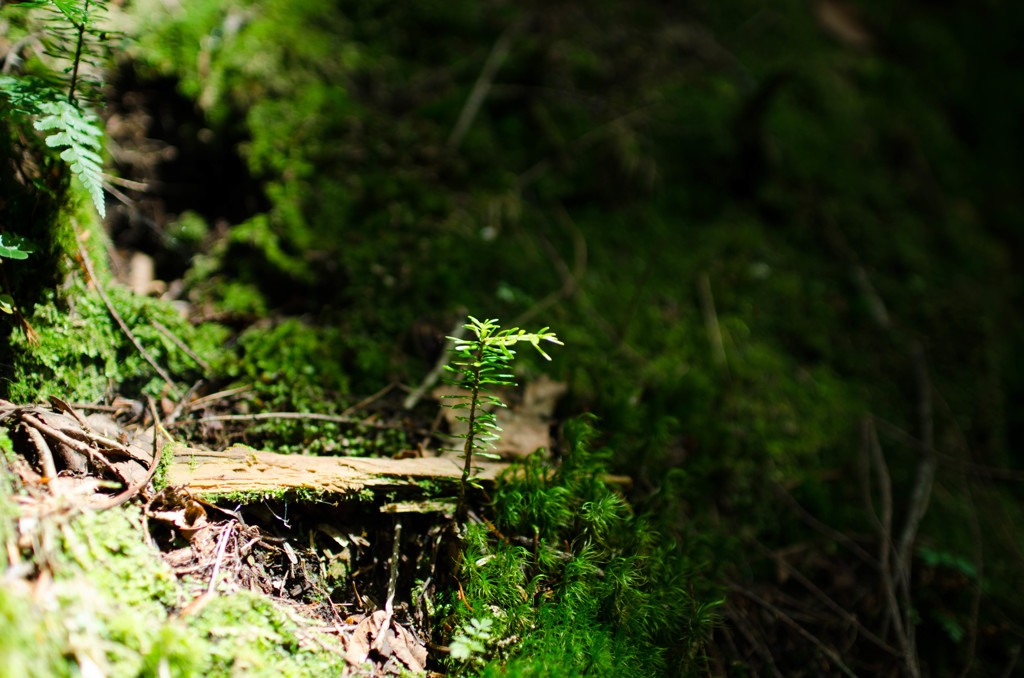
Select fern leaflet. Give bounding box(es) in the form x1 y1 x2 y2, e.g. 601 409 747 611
33 100 105 217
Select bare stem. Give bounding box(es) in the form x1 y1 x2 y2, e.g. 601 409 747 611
68 0 91 103
458 344 485 520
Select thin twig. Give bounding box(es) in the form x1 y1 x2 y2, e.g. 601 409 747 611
152 320 211 373
207 521 235 595
166 411 426 434
860 417 908 655
731 584 859 678
100 172 150 191
403 320 467 410
189 385 253 410
373 518 402 652
25 423 58 481
752 537 898 657
2 32 44 74
60 425 146 462
100 179 134 208
897 341 935 571
887 342 934 678
21 413 117 478
342 381 397 417
722 604 784 678
447 18 526 149
164 380 205 426
698 272 727 368
65 403 121 413
18 404 138 461
874 415 1024 483
86 403 165 511
75 232 182 398
774 481 878 569
47 396 90 428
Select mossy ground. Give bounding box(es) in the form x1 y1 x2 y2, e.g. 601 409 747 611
0 509 348 678
0 426 348 677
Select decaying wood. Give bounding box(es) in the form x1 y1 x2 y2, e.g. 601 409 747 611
167 444 509 498
2 398 511 507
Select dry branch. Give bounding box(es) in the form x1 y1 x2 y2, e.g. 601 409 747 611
88 418 164 511
859 417 909 662
447 19 526 149
25 423 58 481
152 320 212 373
754 536 898 657
2 399 506 512
731 584 858 678
896 341 936 576
403 321 467 411
698 272 727 368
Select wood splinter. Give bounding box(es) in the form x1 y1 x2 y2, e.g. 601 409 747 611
167 445 509 500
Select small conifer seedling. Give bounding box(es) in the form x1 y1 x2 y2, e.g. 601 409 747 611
442 316 561 519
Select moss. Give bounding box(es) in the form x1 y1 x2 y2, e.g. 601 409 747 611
188 592 345 678
0 503 347 678
58 507 182 612
0 430 19 569
4 280 228 403
449 417 721 677
217 318 358 453
198 485 329 506
0 585 70 678
230 319 349 409
477 598 661 678
153 440 192 491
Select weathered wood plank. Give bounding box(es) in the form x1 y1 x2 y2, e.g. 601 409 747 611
166 443 508 497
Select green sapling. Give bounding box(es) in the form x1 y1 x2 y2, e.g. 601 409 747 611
442 316 562 519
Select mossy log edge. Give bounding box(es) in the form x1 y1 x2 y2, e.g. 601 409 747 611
166 443 509 498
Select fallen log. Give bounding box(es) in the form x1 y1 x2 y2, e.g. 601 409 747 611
166 443 509 501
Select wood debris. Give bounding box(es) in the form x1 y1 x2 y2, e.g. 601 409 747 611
1 398 511 504
0 397 502 676
166 444 508 498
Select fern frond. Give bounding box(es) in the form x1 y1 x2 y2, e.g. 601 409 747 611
33 100 105 217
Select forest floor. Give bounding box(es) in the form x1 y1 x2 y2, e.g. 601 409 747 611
3 1 1024 676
